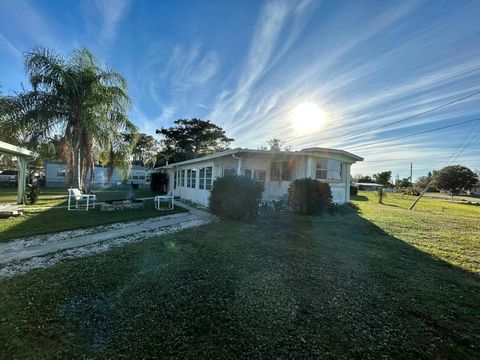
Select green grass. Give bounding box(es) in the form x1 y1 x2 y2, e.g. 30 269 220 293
0 187 186 242
0 192 479 358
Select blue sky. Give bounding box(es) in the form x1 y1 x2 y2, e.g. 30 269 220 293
1 0 479 179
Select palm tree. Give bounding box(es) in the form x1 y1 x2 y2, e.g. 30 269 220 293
0 47 138 189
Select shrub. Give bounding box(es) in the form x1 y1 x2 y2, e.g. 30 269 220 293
350 185 358 197
25 184 40 205
288 178 334 215
150 172 168 194
209 175 264 221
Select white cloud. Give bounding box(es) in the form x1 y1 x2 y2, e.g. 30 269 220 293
94 0 131 42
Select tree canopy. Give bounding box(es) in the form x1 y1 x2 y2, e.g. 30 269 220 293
373 171 392 186
435 165 477 195
156 118 233 163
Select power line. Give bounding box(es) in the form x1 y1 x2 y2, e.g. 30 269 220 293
339 89 480 141
347 117 480 151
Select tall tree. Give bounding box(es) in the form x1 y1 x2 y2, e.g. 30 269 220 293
156 118 233 163
435 165 477 196
373 171 392 186
131 133 160 167
267 138 283 151
0 47 138 189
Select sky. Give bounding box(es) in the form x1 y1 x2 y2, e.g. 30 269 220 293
1 0 479 179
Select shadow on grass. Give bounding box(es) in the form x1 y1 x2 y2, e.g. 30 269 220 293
0 199 187 242
0 206 479 359
351 194 369 201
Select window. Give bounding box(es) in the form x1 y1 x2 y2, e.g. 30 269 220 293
253 169 266 183
180 170 185 187
199 168 205 189
57 170 66 177
316 159 342 181
205 167 212 190
174 171 177 189
223 168 237 176
132 172 139 180
199 166 213 190
270 161 292 181
191 169 196 188
186 169 197 188
244 169 252 178
186 169 191 188
139 174 145 180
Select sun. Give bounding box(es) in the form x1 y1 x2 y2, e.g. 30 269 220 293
291 102 326 134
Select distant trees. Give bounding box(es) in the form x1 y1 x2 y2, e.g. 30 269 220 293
435 165 477 196
156 118 233 164
353 175 374 183
373 171 392 186
414 171 438 192
260 138 291 151
131 133 160 168
395 177 412 190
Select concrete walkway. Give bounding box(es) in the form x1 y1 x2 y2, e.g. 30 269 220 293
0 202 214 266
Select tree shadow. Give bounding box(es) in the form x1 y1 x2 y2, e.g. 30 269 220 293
351 194 369 201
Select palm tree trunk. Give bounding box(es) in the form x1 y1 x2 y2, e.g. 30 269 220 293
72 138 82 190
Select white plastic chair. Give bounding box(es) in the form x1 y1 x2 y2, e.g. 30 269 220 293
67 188 96 211
154 191 174 210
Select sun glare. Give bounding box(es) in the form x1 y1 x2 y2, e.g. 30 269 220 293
291 102 326 134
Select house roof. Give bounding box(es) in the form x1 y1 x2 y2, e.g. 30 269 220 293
0 140 37 160
156 147 363 169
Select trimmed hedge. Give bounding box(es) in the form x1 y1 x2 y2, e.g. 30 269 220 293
288 178 334 215
209 175 264 221
350 185 358 197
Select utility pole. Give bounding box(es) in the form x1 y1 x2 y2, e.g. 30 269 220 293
409 179 433 210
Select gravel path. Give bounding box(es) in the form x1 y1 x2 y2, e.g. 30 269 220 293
0 207 212 278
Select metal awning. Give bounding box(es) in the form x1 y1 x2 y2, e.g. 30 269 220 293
0 140 38 204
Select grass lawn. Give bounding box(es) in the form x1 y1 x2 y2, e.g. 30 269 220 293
0 187 186 242
0 192 479 358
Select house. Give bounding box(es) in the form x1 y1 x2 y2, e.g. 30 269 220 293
468 183 480 195
45 162 151 188
157 147 363 206
352 182 384 191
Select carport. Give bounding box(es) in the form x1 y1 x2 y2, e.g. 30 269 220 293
0 140 37 204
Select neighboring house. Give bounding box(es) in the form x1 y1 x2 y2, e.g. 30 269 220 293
157 147 363 206
45 162 151 188
468 183 480 195
352 182 384 191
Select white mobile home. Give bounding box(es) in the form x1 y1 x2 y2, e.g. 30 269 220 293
157 147 363 206
45 162 151 188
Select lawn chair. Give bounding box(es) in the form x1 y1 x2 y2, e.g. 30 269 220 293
154 191 174 210
67 188 96 211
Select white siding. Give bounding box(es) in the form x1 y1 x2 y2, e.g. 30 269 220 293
163 152 355 205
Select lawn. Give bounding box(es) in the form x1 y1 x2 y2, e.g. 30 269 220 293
0 187 186 242
0 192 479 358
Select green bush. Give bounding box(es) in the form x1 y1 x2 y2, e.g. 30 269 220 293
288 178 334 215
350 185 358 196
209 175 264 221
150 172 168 194
25 184 40 205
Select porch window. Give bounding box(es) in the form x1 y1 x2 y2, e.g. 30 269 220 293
206 167 213 190
180 170 185 186
316 159 342 181
174 171 177 189
56 170 66 177
253 169 266 183
199 166 213 190
244 169 252 178
223 168 237 176
186 169 197 188
270 161 292 181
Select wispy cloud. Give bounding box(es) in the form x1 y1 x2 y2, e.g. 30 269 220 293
94 0 131 42
0 34 22 59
